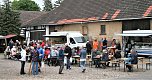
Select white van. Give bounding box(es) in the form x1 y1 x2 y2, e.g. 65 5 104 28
44 31 87 48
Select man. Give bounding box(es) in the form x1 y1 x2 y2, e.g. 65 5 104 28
125 49 138 72
19 46 27 75
64 44 72 70
80 46 87 73
37 44 44 72
102 38 108 49
31 47 39 75
58 47 64 74
86 41 92 55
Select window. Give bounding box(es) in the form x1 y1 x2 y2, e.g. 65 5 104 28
74 37 87 43
70 38 76 44
100 25 106 35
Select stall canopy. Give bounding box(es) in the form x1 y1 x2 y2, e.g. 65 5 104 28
0 35 5 39
116 30 152 36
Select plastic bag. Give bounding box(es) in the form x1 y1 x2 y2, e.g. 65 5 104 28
41 61 45 68
64 57 67 65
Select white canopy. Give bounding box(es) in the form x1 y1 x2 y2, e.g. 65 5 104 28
116 30 152 36
0 35 5 39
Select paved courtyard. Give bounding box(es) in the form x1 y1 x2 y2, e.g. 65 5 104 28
0 54 152 80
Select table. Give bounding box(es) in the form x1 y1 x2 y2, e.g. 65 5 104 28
72 55 80 66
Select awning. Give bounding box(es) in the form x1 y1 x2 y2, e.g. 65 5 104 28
116 33 152 36
5 34 16 38
0 35 5 39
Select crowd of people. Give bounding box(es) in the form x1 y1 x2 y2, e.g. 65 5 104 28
4 37 139 75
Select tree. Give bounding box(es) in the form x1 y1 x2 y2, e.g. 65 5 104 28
54 0 63 8
11 0 40 11
43 0 53 11
0 0 21 36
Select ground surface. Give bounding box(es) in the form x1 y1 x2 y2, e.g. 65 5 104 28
0 54 152 80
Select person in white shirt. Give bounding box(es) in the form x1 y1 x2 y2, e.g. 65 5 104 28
19 46 27 75
11 46 17 56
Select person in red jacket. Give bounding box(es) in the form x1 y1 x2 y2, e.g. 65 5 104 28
44 47 51 66
41 40 45 48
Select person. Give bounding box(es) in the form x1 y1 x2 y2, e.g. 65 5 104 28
80 46 87 73
10 46 17 59
19 46 27 75
37 44 44 72
31 47 39 75
50 46 58 66
102 38 107 49
101 49 109 68
58 47 64 74
100 38 103 50
95 50 101 68
125 49 138 72
86 41 92 55
93 39 98 50
44 47 51 66
64 44 72 70
41 40 45 48
9 39 14 50
110 39 116 55
114 49 121 59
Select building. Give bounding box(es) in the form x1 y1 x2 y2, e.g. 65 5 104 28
20 0 152 44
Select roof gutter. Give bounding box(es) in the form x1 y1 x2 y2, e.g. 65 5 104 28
33 17 152 26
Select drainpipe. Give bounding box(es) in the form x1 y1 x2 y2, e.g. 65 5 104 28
45 25 49 41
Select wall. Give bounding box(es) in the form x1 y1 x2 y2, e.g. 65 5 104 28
54 21 122 43
88 21 122 43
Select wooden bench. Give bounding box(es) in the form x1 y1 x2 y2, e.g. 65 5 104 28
100 61 106 69
143 61 151 70
111 60 120 70
125 64 138 72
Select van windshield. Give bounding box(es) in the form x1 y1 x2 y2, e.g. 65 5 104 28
74 37 86 43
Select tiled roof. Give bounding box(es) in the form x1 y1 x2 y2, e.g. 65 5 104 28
19 11 48 27
22 0 152 27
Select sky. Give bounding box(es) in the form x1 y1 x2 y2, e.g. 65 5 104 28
0 0 57 10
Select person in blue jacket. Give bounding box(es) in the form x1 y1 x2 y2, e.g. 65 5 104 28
37 44 44 72
58 46 64 74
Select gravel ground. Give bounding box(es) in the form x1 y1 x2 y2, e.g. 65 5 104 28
0 54 152 80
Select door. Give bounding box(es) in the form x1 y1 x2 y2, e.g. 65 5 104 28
69 38 77 48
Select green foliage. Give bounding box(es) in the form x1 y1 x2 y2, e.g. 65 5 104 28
43 0 53 11
0 0 21 36
11 0 40 11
